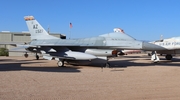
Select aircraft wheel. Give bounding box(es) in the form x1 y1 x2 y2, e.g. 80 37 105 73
148 53 151 56
36 55 39 60
57 60 64 67
165 54 172 60
24 53 28 58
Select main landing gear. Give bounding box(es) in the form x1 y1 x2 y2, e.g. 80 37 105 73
24 52 40 60
151 51 173 62
57 60 64 67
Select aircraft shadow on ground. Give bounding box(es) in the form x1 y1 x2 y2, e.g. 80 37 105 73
0 59 80 73
1 57 180 72
108 58 180 68
74 57 180 68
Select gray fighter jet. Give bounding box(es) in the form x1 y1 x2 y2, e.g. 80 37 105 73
23 16 162 67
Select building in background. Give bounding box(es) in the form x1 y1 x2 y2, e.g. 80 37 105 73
0 31 66 56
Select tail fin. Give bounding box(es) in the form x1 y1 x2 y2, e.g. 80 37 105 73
24 16 58 40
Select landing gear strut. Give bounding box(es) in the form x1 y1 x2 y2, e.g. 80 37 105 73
57 60 64 67
103 57 110 68
104 62 110 68
35 53 39 60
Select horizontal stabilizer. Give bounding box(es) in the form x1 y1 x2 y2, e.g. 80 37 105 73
9 47 30 52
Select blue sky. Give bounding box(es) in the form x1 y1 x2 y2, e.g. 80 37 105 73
0 0 180 41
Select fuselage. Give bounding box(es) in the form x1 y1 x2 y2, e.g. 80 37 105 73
152 37 180 54
153 37 180 50
29 32 144 50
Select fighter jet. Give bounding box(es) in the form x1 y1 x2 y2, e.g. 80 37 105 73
150 37 180 62
23 16 161 67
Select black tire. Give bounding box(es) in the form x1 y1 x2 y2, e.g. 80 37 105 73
165 54 172 60
36 55 39 60
24 54 28 58
148 53 151 56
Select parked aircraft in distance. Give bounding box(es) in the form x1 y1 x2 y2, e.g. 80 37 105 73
21 16 165 67
150 37 180 62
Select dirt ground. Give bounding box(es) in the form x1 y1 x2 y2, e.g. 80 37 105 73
1 54 180 100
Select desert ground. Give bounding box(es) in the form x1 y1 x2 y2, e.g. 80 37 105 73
1 54 180 100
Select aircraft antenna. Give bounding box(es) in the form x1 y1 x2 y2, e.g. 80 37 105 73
47 25 50 34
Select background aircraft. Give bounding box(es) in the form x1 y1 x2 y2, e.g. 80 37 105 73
150 37 180 61
20 16 163 67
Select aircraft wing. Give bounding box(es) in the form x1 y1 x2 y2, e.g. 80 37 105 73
0 42 25 46
0 42 33 52
8 46 30 53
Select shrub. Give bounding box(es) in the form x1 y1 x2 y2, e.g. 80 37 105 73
0 48 9 56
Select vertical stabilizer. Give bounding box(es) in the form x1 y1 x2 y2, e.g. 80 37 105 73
24 16 58 40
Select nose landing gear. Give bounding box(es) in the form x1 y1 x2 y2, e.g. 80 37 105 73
24 52 28 58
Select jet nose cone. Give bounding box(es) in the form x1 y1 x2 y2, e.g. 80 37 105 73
142 42 166 50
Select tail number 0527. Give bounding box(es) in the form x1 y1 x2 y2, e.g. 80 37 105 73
35 29 43 33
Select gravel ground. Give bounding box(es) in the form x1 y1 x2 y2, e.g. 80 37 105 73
1 54 180 100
